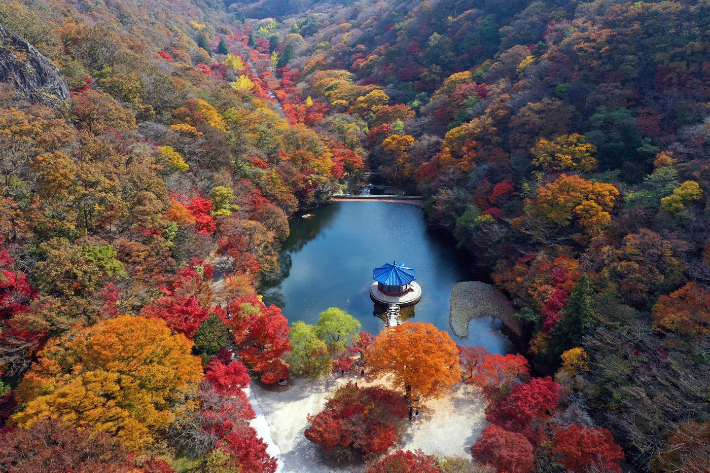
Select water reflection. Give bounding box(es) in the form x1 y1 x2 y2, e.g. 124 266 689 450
261 202 514 354
373 303 415 323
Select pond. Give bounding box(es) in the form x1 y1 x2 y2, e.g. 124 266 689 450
262 201 515 354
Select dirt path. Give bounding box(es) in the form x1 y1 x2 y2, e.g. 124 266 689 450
250 373 487 472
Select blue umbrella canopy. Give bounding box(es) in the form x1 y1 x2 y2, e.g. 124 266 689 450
373 262 416 286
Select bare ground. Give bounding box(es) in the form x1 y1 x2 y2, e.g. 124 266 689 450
250 371 488 472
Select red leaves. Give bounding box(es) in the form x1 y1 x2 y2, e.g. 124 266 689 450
486 377 566 442
141 294 209 339
224 295 291 384
0 250 35 320
205 359 251 395
458 345 530 399
186 196 217 235
304 410 344 450
353 331 374 356
489 179 514 204
367 450 441 473
140 259 214 338
0 391 16 426
471 425 535 473
157 51 173 63
552 425 624 473
223 426 277 473
304 382 407 455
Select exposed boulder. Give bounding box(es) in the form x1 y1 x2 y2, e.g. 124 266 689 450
0 23 70 106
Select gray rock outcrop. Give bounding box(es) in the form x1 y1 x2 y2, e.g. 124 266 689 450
0 23 70 106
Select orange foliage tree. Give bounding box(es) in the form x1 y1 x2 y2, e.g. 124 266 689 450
12 316 203 450
652 282 710 337
365 322 461 398
513 174 618 242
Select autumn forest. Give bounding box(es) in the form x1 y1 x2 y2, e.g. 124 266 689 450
0 0 709 471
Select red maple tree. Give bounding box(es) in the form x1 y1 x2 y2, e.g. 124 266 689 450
304 381 408 456
552 424 624 473
486 377 566 442
205 359 251 395
225 295 290 384
458 345 530 399
471 424 535 473
367 449 441 473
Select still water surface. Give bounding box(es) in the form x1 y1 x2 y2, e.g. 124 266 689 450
262 202 514 354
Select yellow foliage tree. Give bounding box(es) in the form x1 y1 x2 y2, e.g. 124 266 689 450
555 347 590 392
349 89 390 116
232 75 256 92
223 53 245 72
560 347 589 375
531 134 597 172
158 146 189 172
432 71 473 100
660 181 703 214
365 322 461 399
189 20 206 31
382 134 415 182
195 99 226 131
169 123 203 137
12 316 203 450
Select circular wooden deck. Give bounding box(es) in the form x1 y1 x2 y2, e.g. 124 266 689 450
370 281 422 306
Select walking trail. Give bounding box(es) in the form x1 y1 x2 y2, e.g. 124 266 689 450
247 372 488 472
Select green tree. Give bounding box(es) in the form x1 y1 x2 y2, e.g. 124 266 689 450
314 307 361 351
277 44 295 68
194 312 230 363
197 33 212 56
548 274 595 362
217 36 229 55
287 322 331 377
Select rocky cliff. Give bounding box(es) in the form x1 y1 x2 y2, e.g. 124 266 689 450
0 23 70 106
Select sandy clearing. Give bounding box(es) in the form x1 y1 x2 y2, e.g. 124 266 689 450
250 372 488 472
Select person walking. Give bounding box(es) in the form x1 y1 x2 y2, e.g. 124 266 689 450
414 410 419 422
408 406 413 421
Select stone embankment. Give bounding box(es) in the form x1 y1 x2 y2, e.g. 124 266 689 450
330 195 424 207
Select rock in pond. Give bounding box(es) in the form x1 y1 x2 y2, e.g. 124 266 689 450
449 281 523 339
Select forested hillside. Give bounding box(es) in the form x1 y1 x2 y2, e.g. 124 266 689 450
1 0 709 470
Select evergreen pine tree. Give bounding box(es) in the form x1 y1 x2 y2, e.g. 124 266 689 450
217 36 229 55
269 35 279 53
197 33 212 56
277 44 295 68
549 274 595 360
194 312 230 363
248 34 256 48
